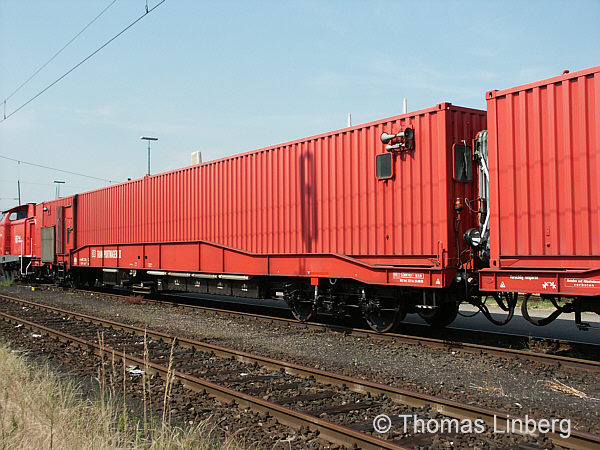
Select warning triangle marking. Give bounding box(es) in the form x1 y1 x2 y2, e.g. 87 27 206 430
499 281 506 288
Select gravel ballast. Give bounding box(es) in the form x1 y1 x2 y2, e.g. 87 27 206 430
1 285 599 440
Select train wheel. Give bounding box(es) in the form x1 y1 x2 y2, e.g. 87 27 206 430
285 286 315 322
361 293 406 333
365 307 404 333
289 300 314 322
418 302 459 328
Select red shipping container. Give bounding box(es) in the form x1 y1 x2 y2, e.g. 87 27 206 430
486 66 600 271
73 103 485 286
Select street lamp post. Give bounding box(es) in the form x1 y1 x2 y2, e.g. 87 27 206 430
140 136 158 175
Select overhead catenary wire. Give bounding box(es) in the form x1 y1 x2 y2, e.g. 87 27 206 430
2 0 119 110
0 155 116 183
0 0 166 124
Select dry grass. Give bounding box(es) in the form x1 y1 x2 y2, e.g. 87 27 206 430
0 343 241 449
545 379 600 400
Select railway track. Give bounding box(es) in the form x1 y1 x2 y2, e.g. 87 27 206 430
61 287 600 372
1 293 599 449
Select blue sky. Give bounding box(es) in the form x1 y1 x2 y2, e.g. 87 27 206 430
1 0 599 211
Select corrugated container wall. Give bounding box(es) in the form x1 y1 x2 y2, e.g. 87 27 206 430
487 66 600 269
77 103 485 267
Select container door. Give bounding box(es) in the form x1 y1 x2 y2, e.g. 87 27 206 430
64 205 75 254
55 206 64 255
41 227 55 263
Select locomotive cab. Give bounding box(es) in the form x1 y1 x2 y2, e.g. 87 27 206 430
0 204 36 277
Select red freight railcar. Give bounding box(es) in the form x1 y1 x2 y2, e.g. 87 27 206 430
65 102 485 330
3 66 598 331
479 66 600 327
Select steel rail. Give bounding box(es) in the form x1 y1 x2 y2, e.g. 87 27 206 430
161 298 600 372
69 288 600 373
1 293 599 449
0 308 404 450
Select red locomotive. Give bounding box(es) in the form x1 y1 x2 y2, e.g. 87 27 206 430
2 66 599 331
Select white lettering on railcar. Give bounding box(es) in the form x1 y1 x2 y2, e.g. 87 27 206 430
392 272 425 284
90 249 121 259
102 250 121 259
510 275 539 281
400 272 424 279
565 278 600 289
